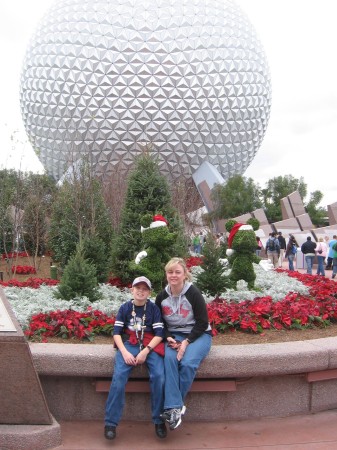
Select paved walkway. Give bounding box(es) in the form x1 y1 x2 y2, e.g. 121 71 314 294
52 410 337 449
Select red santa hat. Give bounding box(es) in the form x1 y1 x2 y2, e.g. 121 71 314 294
227 223 253 248
141 215 168 232
148 215 168 229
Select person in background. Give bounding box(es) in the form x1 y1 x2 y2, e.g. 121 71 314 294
324 236 331 269
199 231 205 254
315 236 328 276
266 232 280 268
104 276 167 441
256 236 262 256
155 257 212 431
192 233 201 255
277 232 286 268
301 236 317 275
285 235 297 271
326 235 337 271
330 235 337 279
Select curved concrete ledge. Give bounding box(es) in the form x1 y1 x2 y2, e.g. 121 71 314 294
30 337 337 378
29 338 337 422
0 416 61 450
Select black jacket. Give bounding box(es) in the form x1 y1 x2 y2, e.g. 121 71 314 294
278 235 286 250
301 240 316 254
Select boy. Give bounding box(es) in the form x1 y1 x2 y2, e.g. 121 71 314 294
104 276 166 440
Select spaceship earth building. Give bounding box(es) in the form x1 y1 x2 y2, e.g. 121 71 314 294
20 0 272 183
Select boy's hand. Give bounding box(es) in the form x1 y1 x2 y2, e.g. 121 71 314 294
135 348 148 365
122 350 137 366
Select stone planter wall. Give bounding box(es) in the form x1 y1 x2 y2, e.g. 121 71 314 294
30 338 337 422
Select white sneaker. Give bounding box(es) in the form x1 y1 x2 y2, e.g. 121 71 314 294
168 408 182 430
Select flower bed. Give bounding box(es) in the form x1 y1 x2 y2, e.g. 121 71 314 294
0 277 59 288
1 251 29 259
11 265 37 275
2 257 337 342
208 271 337 334
25 308 115 341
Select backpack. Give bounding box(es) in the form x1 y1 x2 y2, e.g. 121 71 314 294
291 244 297 255
267 238 279 252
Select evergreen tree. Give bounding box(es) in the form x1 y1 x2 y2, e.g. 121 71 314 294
49 158 113 268
211 175 262 220
195 233 229 296
54 243 102 302
82 235 109 283
111 151 187 282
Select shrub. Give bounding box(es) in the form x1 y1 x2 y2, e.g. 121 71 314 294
54 243 102 302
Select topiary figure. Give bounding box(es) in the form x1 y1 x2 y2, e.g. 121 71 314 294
129 214 177 292
225 219 261 289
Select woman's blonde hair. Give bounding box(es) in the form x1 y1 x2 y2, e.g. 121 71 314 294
319 236 324 242
165 257 193 282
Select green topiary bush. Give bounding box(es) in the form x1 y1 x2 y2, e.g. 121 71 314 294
129 214 177 292
226 221 261 289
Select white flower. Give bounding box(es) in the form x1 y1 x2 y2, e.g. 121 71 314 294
5 264 309 329
5 284 131 330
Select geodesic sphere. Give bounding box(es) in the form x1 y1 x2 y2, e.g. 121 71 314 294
20 0 271 182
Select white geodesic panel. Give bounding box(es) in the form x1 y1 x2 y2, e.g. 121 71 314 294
20 0 271 182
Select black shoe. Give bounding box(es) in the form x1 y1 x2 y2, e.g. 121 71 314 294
155 422 167 439
104 425 116 440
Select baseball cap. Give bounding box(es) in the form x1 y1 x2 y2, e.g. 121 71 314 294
132 276 151 290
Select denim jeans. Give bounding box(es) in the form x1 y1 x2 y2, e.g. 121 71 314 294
163 332 212 410
333 257 337 277
105 341 165 426
288 254 295 271
194 244 201 255
316 255 325 276
305 255 314 274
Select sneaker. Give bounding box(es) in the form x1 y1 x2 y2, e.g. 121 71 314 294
104 425 116 440
155 422 167 439
160 405 186 424
160 409 172 422
332 274 336 279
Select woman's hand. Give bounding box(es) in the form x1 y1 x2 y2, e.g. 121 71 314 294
177 339 190 361
167 336 181 350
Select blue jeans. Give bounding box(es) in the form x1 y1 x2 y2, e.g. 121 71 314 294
288 254 295 271
316 255 325 276
163 332 212 410
333 257 337 277
105 342 165 426
305 255 314 274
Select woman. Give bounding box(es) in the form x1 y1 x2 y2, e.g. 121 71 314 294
255 236 262 256
315 236 328 276
155 257 212 431
285 235 297 271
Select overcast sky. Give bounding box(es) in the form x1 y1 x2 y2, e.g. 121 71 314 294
1 0 336 207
